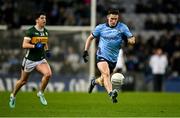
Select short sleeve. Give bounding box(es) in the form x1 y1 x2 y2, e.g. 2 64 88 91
24 29 32 38
92 25 102 39
122 23 133 38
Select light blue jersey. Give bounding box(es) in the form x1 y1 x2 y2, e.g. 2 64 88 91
92 22 133 63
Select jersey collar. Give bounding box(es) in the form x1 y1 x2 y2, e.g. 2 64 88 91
106 22 118 28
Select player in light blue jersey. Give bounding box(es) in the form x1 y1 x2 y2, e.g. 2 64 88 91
83 9 135 103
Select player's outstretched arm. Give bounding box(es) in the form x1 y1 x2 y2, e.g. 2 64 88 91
84 34 94 51
83 34 94 63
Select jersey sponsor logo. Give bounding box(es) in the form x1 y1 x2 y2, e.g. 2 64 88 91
114 28 123 33
101 28 120 40
31 37 48 44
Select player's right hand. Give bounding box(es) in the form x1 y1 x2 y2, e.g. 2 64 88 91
83 50 89 63
35 42 43 49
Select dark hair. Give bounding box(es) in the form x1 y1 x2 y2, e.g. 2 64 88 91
107 9 119 15
34 11 46 20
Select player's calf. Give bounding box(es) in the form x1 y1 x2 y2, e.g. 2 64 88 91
88 77 96 93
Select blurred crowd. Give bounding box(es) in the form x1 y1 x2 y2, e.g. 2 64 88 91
0 0 180 81
1 0 180 29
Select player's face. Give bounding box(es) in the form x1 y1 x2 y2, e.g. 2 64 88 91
156 48 162 55
36 15 46 28
107 14 119 27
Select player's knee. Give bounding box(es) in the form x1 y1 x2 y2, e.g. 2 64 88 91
44 72 52 79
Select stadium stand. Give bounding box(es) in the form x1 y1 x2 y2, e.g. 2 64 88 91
0 0 180 92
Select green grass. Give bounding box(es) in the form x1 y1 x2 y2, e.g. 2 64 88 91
0 91 180 117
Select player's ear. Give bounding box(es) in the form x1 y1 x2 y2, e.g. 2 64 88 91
107 15 110 19
35 19 38 24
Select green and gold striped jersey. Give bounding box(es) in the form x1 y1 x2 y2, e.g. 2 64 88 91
24 26 49 61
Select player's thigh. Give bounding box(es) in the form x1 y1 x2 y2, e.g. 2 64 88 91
36 60 52 75
97 61 110 75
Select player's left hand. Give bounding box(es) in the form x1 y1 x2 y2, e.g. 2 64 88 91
83 50 89 63
35 42 43 49
46 50 51 58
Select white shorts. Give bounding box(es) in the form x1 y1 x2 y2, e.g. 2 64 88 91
22 58 47 72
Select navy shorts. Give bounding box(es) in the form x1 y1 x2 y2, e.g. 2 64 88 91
96 56 117 74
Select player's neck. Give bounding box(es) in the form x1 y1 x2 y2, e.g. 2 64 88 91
35 25 44 31
106 22 118 28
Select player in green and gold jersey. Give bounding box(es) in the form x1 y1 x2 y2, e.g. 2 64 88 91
9 12 52 108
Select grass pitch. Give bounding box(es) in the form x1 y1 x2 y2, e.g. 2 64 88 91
0 91 180 117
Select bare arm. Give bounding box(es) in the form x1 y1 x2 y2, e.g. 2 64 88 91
84 34 94 51
22 37 35 48
82 34 94 63
128 36 135 45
